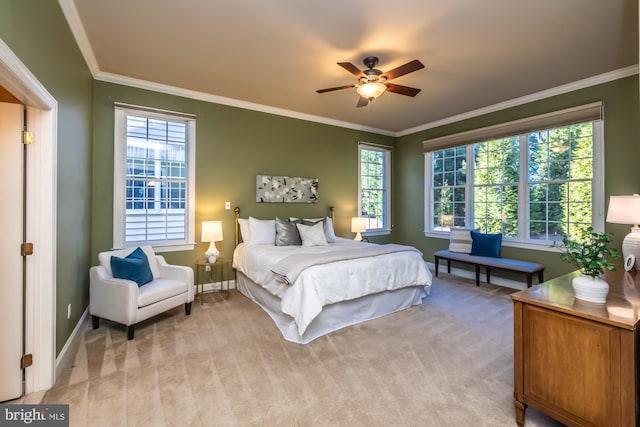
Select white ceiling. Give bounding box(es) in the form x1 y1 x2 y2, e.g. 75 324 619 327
67 0 638 135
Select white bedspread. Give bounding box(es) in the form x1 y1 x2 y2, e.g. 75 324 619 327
233 238 432 336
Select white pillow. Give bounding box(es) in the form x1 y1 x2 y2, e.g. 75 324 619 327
296 221 328 247
238 218 250 243
323 217 337 243
290 216 336 243
449 228 473 253
248 217 276 245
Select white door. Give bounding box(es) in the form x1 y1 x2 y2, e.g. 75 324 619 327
0 102 24 401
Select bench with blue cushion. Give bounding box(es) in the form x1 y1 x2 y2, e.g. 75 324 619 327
434 249 544 288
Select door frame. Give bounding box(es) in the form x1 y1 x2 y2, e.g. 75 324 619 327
0 38 57 393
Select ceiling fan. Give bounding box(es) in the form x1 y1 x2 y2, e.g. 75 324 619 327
316 56 425 108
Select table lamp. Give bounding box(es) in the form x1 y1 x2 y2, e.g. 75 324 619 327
351 217 367 241
201 220 223 263
606 194 640 270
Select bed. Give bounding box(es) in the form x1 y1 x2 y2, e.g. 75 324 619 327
232 207 433 344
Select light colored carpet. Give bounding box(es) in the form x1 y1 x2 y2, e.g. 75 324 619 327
45 274 563 426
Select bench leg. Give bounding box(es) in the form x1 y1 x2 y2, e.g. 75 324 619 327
435 256 440 277
527 274 532 288
475 265 480 286
486 267 491 284
538 270 544 284
447 260 451 274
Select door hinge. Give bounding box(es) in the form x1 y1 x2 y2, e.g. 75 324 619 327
21 354 33 369
22 131 34 145
21 242 33 256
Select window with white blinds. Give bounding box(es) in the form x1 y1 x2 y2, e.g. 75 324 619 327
113 104 196 251
358 143 392 234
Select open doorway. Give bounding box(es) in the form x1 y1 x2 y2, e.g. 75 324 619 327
0 38 57 396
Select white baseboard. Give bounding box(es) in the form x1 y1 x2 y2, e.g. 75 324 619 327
55 307 89 382
425 262 526 291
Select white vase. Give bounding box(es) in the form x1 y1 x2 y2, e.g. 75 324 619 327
572 274 609 304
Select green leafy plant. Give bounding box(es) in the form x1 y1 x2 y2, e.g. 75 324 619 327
551 227 618 278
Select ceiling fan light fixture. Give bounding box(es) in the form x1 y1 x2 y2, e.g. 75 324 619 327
356 82 386 99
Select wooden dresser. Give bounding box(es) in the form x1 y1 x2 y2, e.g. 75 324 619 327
512 268 639 426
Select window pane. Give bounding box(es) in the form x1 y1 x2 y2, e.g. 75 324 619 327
427 119 596 244
527 122 594 242
359 146 390 231
472 138 519 236
124 114 188 244
430 147 467 230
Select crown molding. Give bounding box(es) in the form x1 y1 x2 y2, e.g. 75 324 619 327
397 65 639 137
58 0 637 139
94 71 396 136
58 0 99 76
92 66 640 139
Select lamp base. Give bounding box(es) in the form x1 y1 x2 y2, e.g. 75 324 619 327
205 241 219 264
622 227 640 270
353 232 363 241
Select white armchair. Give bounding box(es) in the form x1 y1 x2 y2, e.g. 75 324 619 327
89 246 194 340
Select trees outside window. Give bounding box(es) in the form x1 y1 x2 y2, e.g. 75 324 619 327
432 146 466 230
426 121 601 245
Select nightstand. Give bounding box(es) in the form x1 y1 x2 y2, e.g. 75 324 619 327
195 258 231 305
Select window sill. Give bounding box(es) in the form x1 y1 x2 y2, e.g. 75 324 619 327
149 243 195 253
423 231 561 253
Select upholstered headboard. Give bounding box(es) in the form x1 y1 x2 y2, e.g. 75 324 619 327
234 206 335 247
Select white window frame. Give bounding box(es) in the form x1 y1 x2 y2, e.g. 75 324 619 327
358 142 392 235
113 104 196 252
424 121 604 252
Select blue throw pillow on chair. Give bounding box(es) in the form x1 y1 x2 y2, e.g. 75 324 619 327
110 247 154 286
470 231 503 258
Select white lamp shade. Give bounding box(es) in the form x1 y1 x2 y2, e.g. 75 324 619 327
201 220 223 242
351 217 367 233
606 195 640 225
606 194 640 270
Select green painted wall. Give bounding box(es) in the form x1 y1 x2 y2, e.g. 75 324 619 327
395 75 640 281
91 81 395 269
0 1 94 355
1 0 636 357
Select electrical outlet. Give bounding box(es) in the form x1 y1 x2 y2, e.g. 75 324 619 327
225 201 231 210
67 304 71 319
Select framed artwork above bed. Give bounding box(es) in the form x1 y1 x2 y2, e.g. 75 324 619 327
256 175 318 203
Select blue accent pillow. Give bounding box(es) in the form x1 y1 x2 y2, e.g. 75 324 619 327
110 247 154 287
470 231 503 258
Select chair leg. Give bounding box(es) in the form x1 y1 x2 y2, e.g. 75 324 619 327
127 325 135 340
91 315 100 329
185 302 192 315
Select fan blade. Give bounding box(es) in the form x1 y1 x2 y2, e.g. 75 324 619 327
385 83 421 97
338 62 364 77
356 96 369 108
316 84 355 94
383 60 425 81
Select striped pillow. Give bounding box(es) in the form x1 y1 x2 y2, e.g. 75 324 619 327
449 228 473 253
